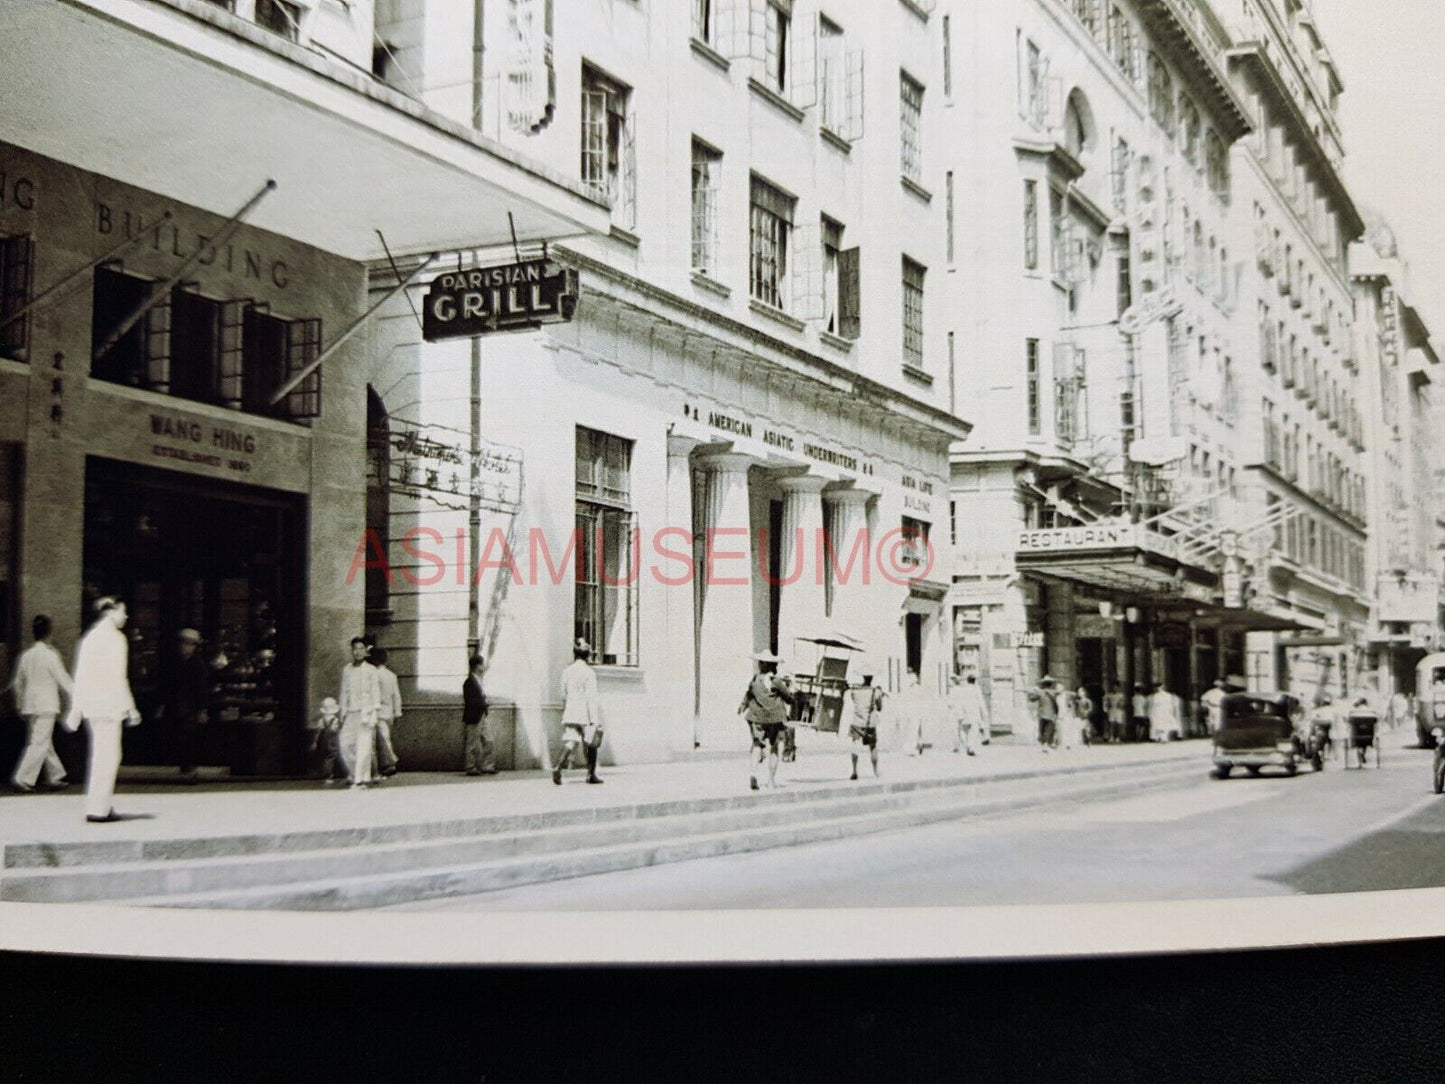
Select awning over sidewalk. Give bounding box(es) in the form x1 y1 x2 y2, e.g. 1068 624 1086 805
5 0 610 261
1014 523 1218 603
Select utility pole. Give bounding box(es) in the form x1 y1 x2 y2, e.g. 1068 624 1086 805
467 0 485 658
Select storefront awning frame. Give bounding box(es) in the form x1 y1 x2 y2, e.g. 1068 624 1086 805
5 0 611 262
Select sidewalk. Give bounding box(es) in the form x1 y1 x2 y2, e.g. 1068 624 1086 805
0 737 1208 849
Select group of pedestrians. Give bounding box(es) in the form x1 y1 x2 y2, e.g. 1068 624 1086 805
5 599 138 822
313 636 404 789
1030 676 1191 751
736 652 997 791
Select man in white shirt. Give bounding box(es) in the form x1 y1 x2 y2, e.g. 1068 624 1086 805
371 646 402 780
9 614 73 792
1147 683 1177 742
64 598 140 822
554 639 602 785
1200 680 1227 737
337 636 382 789
950 673 990 756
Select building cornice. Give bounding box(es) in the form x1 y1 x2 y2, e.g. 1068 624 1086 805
1133 0 1253 143
1226 43 1364 238
552 246 973 449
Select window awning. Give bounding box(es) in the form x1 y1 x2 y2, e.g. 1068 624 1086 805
5 0 610 262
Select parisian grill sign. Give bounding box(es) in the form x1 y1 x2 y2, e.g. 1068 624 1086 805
422 258 579 341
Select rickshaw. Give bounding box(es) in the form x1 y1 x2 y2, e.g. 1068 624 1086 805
1415 652 1445 749
1210 691 1321 779
786 633 866 752
1341 703 1381 770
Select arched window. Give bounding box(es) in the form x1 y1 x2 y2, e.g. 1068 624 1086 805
365 386 392 624
1063 89 1095 159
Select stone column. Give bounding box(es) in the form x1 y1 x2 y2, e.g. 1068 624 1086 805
695 453 756 749
775 475 829 659
663 434 702 752
824 488 874 650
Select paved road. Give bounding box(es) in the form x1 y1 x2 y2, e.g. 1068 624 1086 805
396 734 1445 911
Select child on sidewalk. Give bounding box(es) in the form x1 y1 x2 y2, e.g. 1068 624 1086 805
312 696 345 785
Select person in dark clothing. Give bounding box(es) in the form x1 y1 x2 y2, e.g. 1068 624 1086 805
160 628 210 776
463 654 497 776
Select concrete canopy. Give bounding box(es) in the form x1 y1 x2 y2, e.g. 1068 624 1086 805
4 0 610 262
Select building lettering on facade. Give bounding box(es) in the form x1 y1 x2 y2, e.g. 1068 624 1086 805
147 413 257 474
95 200 290 289
680 403 885 480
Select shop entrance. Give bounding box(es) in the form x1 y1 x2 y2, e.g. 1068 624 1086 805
81 457 305 776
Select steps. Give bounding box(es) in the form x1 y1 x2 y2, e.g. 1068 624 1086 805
0 754 1201 910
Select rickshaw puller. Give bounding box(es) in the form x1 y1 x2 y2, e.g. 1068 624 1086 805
739 651 794 791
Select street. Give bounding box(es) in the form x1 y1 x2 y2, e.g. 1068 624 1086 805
393 736 1445 911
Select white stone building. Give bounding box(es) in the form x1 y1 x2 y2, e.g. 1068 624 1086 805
363 0 969 767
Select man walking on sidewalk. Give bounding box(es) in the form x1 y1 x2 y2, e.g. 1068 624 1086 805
337 636 381 789
8 614 72 793
371 647 402 779
160 628 210 777
739 650 793 791
463 653 497 776
1029 676 1059 752
848 664 884 780
64 598 140 823
554 639 602 785
950 672 989 756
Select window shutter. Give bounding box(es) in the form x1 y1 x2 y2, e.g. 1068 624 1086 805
715 0 747 58
790 9 817 109
144 292 172 393
747 0 767 79
285 317 322 420
1052 342 1075 444
0 234 34 359
1045 75 1064 133
1074 348 1088 439
838 246 861 340
843 48 865 140
618 110 637 229
580 89 607 198
790 220 823 321
217 299 248 409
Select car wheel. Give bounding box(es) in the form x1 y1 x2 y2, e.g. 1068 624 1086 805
1246 766 1262 777
1286 762 1299 777
1434 755 1445 795
1211 766 1230 780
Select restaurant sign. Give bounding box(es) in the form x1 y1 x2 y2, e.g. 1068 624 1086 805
422 258 579 341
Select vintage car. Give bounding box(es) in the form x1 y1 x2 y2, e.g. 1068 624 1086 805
1211 691 1320 779
1415 653 1445 749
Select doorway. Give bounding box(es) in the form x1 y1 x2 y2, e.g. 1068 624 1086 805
81 457 306 775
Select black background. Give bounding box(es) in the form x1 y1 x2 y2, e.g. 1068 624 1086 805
2 938 1440 1081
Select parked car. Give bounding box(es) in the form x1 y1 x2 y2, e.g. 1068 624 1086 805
1415 653 1445 749
1211 691 1320 779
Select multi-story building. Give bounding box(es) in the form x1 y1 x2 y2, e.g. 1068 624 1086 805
1218 0 1370 702
942 0 1260 732
1350 215 1441 695
363 0 969 766
0 0 606 775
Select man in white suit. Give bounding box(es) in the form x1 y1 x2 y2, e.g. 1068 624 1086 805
64 597 140 823
9 614 73 792
337 636 382 789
